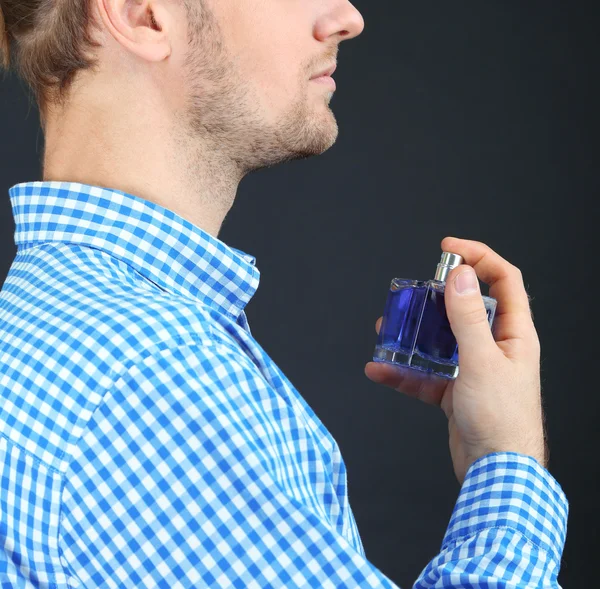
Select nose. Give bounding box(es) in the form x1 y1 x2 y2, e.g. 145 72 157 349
339 1 365 40
314 1 365 42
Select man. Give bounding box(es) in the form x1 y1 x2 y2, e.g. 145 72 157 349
0 0 567 587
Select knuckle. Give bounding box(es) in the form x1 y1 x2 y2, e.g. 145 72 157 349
530 330 542 353
510 263 523 280
461 306 490 326
512 331 542 362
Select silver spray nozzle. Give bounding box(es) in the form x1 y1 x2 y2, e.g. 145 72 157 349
434 252 464 283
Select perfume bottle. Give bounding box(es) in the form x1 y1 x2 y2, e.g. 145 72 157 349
373 252 497 379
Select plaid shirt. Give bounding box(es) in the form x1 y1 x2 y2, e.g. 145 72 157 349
0 181 568 588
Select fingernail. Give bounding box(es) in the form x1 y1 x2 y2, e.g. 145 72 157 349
454 269 478 294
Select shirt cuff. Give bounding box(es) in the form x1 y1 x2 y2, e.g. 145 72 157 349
442 452 569 566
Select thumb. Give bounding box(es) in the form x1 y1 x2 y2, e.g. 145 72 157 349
445 265 496 363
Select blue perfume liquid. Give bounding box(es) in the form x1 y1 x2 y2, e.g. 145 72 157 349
373 278 497 379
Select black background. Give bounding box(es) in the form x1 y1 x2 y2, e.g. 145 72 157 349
1 2 597 586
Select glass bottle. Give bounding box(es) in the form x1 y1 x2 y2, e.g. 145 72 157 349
373 252 497 379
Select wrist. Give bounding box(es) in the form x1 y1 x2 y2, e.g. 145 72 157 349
464 429 547 474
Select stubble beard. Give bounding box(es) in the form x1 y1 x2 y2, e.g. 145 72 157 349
179 3 338 177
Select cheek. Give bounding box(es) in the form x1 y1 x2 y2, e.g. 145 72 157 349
262 53 303 98
240 47 304 116
222 7 306 107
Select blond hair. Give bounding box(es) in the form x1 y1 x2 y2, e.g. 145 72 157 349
0 0 102 116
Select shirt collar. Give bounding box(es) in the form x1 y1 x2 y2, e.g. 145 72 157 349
8 181 260 321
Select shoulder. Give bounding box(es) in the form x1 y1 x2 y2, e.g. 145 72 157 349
14 241 219 348
0 243 230 472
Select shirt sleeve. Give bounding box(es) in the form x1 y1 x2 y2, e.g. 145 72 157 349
57 343 568 588
414 453 569 588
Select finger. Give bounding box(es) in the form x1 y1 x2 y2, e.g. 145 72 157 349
444 264 499 365
441 237 537 345
365 361 448 407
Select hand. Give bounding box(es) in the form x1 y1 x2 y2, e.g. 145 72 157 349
364 237 547 484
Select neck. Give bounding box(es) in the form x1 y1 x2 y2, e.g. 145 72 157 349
42 92 242 239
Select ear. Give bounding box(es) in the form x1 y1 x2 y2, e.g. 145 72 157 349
95 0 173 62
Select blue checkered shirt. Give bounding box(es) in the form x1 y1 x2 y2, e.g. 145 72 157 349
0 181 568 588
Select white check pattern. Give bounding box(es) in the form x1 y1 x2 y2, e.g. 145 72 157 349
0 181 568 587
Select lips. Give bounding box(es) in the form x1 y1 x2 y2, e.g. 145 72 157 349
310 63 337 80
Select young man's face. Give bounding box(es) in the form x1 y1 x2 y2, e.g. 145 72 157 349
178 0 364 172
